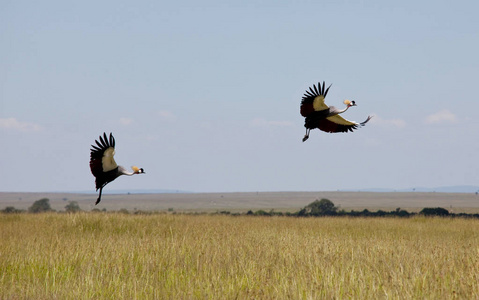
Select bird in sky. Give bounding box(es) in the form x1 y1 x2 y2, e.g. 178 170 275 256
89 132 145 205
300 81 372 142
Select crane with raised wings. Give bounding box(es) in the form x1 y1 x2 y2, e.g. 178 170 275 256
89 132 145 205
300 81 372 142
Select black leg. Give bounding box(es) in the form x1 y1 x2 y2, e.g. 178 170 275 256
95 187 103 205
302 129 310 142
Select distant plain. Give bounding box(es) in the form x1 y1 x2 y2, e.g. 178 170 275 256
1 191 479 213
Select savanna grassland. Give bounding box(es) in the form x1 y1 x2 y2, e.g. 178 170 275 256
1 213 479 299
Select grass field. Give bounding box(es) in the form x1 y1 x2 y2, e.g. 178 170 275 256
1 213 479 299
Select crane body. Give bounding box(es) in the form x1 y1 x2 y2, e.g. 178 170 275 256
90 133 145 205
300 81 372 141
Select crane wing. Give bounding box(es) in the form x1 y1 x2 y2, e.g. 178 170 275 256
317 115 372 133
300 81 332 117
102 147 117 172
90 133 118 177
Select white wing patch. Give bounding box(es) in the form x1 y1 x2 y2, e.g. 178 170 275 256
326 115 356 126
102 147 118 172
313 96 329 111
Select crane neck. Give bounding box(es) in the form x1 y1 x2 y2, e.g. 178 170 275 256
337 104 351 114
118 165 135 176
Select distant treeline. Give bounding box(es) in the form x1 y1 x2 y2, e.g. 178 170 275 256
2 198 479 218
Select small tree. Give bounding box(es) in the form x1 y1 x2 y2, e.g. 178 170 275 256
304 198 338 216
65 201 81 213
28 198 52 213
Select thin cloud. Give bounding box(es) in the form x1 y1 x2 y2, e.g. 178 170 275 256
425 109 457 124
370 114 406 128
158 110 176 122
119 117 134 126
0 117 43 132
249 118 294 128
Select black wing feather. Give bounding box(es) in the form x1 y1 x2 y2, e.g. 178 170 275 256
324 84 331 98
109 133 115 148
90 132 115 159
301 81 332 105
101 133 108 147
95 140 103 149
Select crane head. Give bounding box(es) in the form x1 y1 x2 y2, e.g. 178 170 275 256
343 99 357 107
131 166 146 174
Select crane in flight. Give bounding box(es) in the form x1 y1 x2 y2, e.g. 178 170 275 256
89 132 145 205
300 81 372 142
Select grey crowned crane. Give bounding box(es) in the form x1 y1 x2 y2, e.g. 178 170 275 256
300 81 372 142
89 133 145 205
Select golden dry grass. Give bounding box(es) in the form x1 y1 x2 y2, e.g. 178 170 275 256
1 213 479 299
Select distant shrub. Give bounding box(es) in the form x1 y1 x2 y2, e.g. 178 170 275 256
420 207 450 217
118 208 129 214
254 210 269 216
297 208 307 216
28 198 53 213
303 199 338 216
65 201 81 213
1 206 24 213
395 209 410 217
134 210 153 215
270 210 284 216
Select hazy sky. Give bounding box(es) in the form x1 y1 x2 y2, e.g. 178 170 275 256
1 0 478 193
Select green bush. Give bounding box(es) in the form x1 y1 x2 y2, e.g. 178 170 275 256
65 201 81 213
304 199 338 216
1 206 24 213
28 198 53 213
420 207 450 216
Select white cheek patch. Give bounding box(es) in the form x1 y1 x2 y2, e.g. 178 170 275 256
102 147 118 172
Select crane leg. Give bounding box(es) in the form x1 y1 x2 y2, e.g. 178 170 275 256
95 187 103 205
302 129 310 142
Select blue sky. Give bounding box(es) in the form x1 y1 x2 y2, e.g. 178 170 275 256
1 0 478 193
